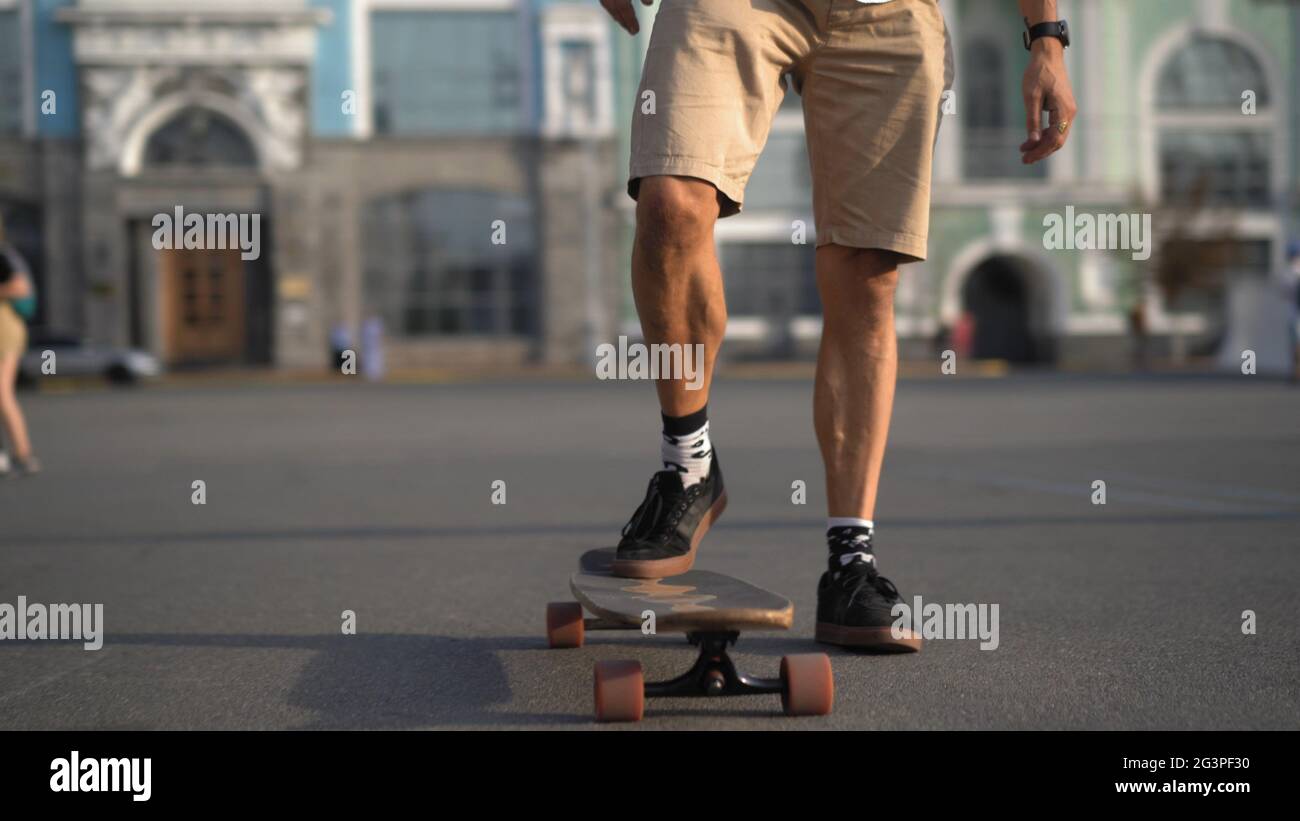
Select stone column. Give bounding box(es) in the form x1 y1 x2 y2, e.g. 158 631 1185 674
536 137 621 365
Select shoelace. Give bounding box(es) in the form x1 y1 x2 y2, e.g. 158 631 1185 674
842 563 902 608
621 474 695 543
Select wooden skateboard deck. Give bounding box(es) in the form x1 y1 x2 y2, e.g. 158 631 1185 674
570 548 792 632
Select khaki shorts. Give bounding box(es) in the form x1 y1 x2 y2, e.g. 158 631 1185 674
0 302 25 356
629 0 951 261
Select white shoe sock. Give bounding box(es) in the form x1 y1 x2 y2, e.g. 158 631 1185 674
661 421 712 488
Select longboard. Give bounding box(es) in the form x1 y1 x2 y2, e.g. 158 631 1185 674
546 548 833 722
571 548 793 632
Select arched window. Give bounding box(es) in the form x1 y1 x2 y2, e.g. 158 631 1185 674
1156 34 1270 109
143 108 258 169
1155 34 1271 207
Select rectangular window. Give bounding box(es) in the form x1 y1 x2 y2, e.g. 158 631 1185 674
959 40 1045 181
371 10 522 135
362 190 537 338
556 40 596 132
1158 131 1270 208
0 10 22 135
718 242 819 318
539 6 613 138
743 130 814 212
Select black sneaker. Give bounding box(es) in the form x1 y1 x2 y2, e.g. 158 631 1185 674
815 559 922 652
612 455 727 578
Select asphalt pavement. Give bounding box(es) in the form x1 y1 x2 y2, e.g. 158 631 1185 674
2 372 1297 729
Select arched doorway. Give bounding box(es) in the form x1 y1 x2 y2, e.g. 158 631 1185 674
138 106 269 366
960 254 1055 364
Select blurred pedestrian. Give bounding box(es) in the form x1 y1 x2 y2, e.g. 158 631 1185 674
329 322 352 374
362 316 384 382
952 311 976 360
0 217 39 476
1288 241 1300 382
1127 303 1149 372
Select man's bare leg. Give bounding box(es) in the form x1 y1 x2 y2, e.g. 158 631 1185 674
631 176 727 415
612 175 729 578
813 246 899 520
0 353 34 462
812 245 919 651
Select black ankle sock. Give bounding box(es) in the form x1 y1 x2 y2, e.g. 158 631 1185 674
827 525 875 569
661 405 708 437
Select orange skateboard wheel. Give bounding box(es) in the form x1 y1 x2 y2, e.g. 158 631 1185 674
780 653 834 716
546 602 585 649
593 660 644 722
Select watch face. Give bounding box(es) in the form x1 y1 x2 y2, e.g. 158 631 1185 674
1059 20 1070 45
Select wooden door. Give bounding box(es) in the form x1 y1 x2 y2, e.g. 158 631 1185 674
160 248 246 364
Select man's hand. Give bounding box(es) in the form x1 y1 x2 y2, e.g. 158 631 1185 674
601 0 655 36
1020 38 1077 164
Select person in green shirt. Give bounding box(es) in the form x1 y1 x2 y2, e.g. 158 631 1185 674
0 217 39 476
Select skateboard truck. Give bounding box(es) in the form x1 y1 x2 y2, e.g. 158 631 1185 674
548 602 833 722
645 632 783 699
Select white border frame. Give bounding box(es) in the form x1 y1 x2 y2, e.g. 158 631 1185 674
540 4 613 139
351 0 372 138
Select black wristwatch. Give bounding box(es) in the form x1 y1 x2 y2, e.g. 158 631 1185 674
1023 17 1069 50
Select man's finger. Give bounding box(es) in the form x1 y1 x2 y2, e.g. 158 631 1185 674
1024 89 1044 144
1024 132 1063 163
1024 102 1069 163
1022 135 1060 163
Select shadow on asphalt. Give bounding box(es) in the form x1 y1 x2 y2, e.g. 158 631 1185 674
89 633 590 728
17 632 882 728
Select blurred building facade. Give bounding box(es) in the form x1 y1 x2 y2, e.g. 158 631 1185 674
0 0 631 369
0 0 1295 370
701 0 1299 367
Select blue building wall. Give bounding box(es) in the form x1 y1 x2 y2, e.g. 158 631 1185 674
26 0 570 139
310 0 354 137
34 0 77 137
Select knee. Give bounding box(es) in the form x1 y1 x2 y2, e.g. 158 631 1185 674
859 263 899 305
820 247 901 316
851 249 901 295
635 176 718 255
